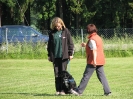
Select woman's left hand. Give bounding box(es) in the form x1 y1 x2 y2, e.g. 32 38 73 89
93 63 97 67
69 56 73 60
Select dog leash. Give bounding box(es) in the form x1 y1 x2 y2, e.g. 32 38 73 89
67 59 70 73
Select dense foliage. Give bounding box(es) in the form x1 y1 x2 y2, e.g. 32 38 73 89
0 0 133 30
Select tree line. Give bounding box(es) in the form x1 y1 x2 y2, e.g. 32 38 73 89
0 0 133 30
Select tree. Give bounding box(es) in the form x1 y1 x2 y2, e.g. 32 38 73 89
0 0 15 26
0 0 133 29
31 0 56 30
67 0 84 28
13 0 33 24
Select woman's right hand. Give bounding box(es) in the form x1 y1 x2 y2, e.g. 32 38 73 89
81 43 86 47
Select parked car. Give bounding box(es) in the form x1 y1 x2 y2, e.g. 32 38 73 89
0 25 49 45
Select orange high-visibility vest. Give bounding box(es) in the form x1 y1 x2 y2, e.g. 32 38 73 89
86 33 105 65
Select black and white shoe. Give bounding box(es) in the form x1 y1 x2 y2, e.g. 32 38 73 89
104 92 111 96
70 89 79 96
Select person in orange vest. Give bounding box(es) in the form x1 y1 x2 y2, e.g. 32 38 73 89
71 24 111 96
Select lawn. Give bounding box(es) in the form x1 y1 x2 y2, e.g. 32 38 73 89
0 58 133 99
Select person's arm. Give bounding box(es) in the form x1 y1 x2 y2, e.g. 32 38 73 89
47 32 52 61
89 40 97 67
66 28 74 60
92 49 97 67
81 43 86 47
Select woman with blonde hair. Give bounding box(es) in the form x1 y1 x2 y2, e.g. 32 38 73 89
47 17 74 95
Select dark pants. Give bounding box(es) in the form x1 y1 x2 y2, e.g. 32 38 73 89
78 64 111 94
53 58 68 92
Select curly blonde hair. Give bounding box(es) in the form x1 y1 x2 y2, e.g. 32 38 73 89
50 17 66 30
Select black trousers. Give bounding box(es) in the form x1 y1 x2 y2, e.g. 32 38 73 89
53 58 68 92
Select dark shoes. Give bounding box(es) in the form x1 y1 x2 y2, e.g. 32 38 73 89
58 89 111 96
70 89 112 96
104 92 111 96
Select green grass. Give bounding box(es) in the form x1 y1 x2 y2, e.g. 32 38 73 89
0 58 133 99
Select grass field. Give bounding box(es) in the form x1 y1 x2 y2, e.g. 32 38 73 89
0 57 133 99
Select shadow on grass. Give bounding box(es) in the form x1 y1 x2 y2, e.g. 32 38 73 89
0 93 104 97
0 93 74 96
0 93 55 96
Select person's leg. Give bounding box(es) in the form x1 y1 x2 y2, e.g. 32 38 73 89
62 59 68 71
96 66 111 94
78 64 95 94
60 59 68 94
53 58 60 94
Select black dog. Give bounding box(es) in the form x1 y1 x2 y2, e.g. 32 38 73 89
60 71 77 94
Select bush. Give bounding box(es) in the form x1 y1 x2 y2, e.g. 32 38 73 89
0 35 133 59
0 42 48 59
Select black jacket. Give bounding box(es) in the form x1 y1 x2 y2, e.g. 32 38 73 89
47 28 74 62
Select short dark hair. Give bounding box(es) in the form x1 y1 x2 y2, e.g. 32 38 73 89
87 24 97 34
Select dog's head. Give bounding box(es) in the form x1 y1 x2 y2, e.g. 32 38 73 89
59 71 73 79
